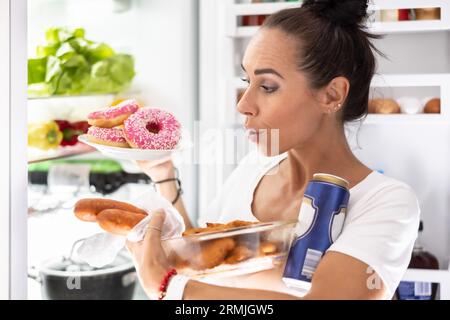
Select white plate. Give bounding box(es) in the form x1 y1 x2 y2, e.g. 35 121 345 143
78 134 189 161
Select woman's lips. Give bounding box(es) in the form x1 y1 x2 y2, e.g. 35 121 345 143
246 129 259 143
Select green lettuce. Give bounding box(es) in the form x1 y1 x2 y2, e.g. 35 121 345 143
28 27 135 97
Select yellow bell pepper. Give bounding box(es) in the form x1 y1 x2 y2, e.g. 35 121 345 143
28 121 63 150
110 98 142 107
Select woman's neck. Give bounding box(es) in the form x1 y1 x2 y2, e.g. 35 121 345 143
284 119 369 192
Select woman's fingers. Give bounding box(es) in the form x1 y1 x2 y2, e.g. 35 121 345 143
145 209 166 244
125 209 170 297
143 209 169 267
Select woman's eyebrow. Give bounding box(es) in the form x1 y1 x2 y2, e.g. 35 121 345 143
241 63 284 79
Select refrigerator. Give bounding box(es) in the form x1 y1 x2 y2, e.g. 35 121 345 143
1 0 450 299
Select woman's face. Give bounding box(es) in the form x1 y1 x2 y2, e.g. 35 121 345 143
238 28 326 156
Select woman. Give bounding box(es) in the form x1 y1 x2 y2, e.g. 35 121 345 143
127 0 420 300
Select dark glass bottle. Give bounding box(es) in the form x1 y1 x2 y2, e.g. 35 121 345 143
396 221 439 300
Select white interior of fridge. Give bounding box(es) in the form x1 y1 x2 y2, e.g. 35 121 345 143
26 0 199 299
199 0 450 298
27 0 199 216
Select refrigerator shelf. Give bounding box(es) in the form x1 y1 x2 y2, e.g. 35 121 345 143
402 267 450 299
230 0 449 15
229 0 450 38
28 143 96 164
363 114 445 125
233 21 450 38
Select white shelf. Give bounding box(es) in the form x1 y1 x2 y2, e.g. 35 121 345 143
229 0 450 38
372 73 450 87
28 143 95 164
231 0 449 15
402 267 450 299
369 20 450 34
234 22 450 38
371 0 449 11
363 114 445 125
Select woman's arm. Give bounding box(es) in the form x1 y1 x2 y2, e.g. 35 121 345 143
184 280 298 300
137 160 192 229
182 251 386 300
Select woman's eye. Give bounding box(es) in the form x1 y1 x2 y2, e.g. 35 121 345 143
261 85 278 93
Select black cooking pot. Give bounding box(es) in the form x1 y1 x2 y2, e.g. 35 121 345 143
29 250 137 300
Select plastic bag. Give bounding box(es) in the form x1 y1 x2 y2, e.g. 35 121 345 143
76 190 185 268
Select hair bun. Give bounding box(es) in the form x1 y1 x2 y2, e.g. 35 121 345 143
302 0 369 27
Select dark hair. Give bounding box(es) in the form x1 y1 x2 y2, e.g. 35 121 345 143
262 0 383 122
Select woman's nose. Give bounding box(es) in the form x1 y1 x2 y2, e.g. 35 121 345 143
237 90 258 117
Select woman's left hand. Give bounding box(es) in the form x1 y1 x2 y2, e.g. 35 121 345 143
126 209 171 299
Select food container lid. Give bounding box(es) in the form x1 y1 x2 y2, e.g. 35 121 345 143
165 219 298 242
39 250 134 278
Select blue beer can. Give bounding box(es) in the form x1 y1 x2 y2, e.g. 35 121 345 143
282 173 350 292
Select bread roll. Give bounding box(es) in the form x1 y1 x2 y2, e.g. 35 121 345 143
369 99 401 114
423 98 440 114
96 209 147 236
74 198 147 222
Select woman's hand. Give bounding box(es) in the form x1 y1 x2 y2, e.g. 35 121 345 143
126 209 171 299
136 158 175 181
136 159 193 229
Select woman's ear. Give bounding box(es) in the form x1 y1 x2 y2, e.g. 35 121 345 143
317 76 350 114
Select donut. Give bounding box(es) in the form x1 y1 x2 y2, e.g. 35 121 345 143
123 107 181 150
87 99 140 128
87 126 130 148
74 198 147 222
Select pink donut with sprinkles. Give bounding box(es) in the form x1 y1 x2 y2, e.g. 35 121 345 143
87 126 130 148
88 99 140 128
123 108 181 150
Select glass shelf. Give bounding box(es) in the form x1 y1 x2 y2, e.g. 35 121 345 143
28 143 96 164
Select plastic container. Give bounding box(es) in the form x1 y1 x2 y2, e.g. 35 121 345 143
162 220 297 279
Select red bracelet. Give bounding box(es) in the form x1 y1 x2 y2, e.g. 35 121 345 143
158 268 177 300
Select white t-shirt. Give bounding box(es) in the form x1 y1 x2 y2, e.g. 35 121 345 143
198 150 421 299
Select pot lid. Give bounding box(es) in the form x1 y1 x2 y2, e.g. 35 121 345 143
39 249 134 277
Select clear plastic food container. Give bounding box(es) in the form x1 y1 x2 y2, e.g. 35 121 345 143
162 220 297 279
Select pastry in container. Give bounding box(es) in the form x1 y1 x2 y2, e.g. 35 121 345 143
162 219 297 278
